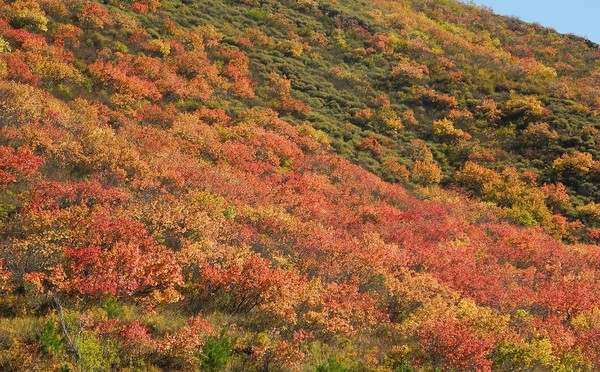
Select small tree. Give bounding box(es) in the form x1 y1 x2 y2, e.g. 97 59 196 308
411 159 443 185
39 319 64 355
199 331 236 371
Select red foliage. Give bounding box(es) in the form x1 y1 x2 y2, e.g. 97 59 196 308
78 3 113 29
417 319 494 371
26 178 129 212
538 279 598 320
159 315 213 358
2 53 40 84
89 58 162 102
52 24 82 47
1 20 47 46
0 260 10 290
357 136 383 155
0 146 42 188
130 2 149 14
196 107 230 125
64 217 183 305
220 48 256 98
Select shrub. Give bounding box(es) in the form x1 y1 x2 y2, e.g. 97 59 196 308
316 357 348 372
199 331 236 371
39 319 63 355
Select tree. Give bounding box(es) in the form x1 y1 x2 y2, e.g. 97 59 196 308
552 151 596 177
432 118 471 143
0 145 42 188
411 159 443 185
521 122 558 147
10 0 49 32
417 319 494 371
268 72 310 114
504 94 545 121
199 331 236 371
476 98 502 122
78 3 113 29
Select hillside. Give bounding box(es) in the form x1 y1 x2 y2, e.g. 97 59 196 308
0 0 599 370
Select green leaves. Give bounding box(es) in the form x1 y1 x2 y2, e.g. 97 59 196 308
39 319 64 355
199 331 236 371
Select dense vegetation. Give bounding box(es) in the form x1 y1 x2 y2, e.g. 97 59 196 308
0 0 599 370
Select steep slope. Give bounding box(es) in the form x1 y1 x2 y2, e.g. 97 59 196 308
0 0 599 370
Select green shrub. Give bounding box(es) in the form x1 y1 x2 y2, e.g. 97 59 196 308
247 8 269 21
75 330 118 372
0 203 16 222
316 357 348 372
199 331 236 371
102 296 123 319
39 319 64 355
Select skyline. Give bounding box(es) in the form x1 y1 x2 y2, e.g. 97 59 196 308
471 0 600 44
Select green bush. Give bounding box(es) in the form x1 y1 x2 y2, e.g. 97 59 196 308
199 331 236 371
0 203 16 222
75 330 118 372
39 319 64 355
316 357 348 372
102 296 123 319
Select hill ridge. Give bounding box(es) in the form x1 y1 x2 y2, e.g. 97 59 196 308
0 0 599 370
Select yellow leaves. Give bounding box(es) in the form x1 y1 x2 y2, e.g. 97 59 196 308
329 66 366 85
79 122 141 178
11 0 49 32
0 36 11 53
401 109 418 126
310 31 329 47
150 286 182 305
453 298 510 337
279 39 306 58
0 81 47 126
411 159 442 185
391 56 429 82
384 269 457 311
454 161 501 194
0 60 7 80
504 93 545 120
521 122 558 146
296 0 318 9
541 183 570 208
576 202 600 221
496 338 559 371
303 281 380 337
476 98 502 122
191 190 229 217
259 275 306 327
243 27 275 48
378 105 404 132
383 156 410 182
149 39 171 58
353 100 407 134
455 162 554 227
552 151 597 177
268 72 292 98
16 42 85 84
413 86 458 108
297 122 332 149
242 204 296 232
408 138 442 186
3 207 87 280
191 25 223 49
571 308 600 331
432 117 470 142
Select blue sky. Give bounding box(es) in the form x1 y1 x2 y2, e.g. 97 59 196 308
470 0 600 44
